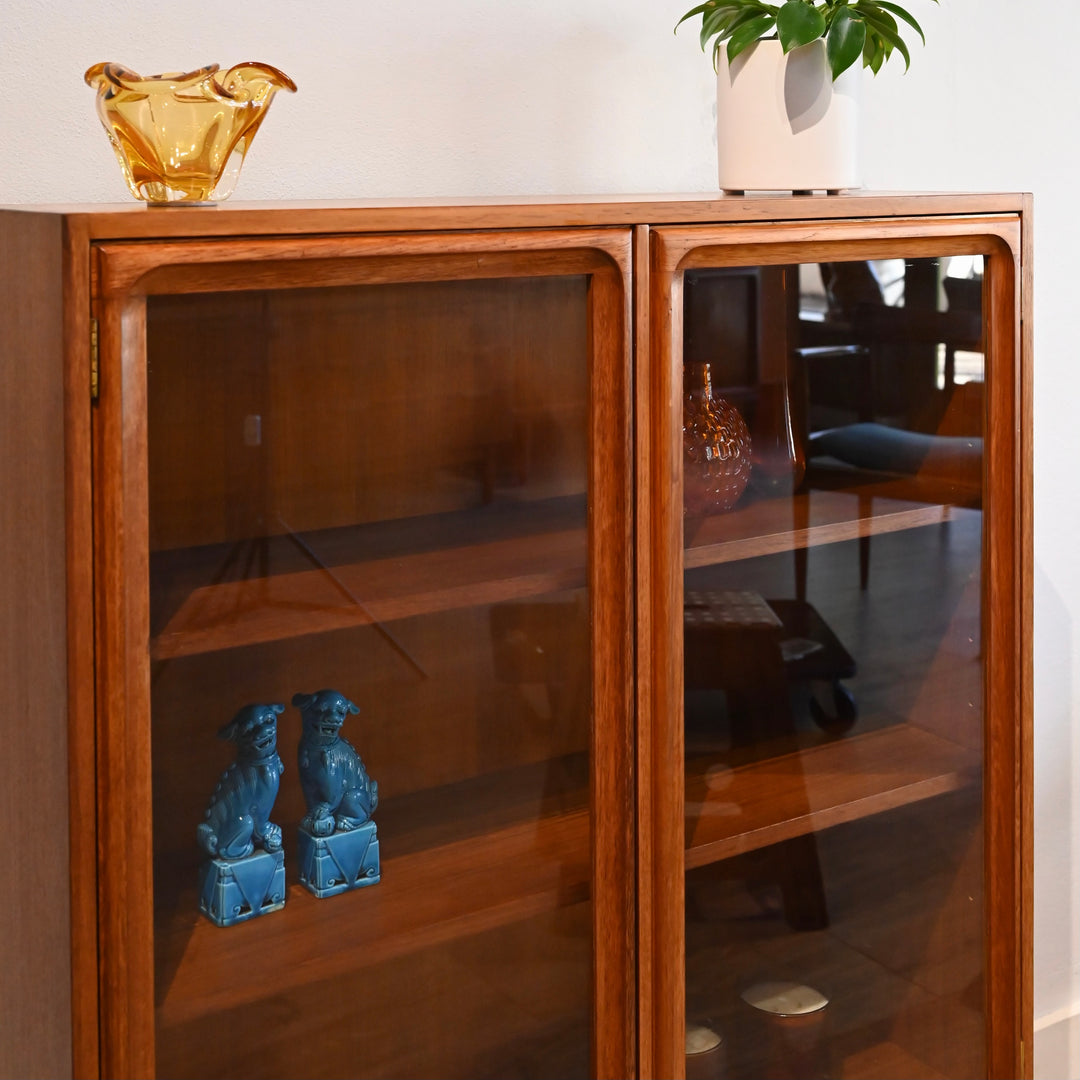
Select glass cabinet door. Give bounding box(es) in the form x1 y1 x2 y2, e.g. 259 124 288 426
643 220 1024 1080
92 231 635 1079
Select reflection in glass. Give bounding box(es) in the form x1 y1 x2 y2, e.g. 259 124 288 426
683 361 753 516
683 257 986 1079
146 277 593 1079
749 380 805 496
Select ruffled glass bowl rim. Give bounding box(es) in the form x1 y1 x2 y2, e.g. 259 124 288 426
84 62 297 101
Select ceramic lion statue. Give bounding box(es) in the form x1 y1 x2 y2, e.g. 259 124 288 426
197 703 285 860
293 689 378 837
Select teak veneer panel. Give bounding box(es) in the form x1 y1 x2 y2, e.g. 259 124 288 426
1019 193 1035 1075
3 192 1027 242
95 231 628 299
642 209 1031 1080
0 194 1031 1080
89 224 638 1079
982 198 1027 1080
0 207 73 1079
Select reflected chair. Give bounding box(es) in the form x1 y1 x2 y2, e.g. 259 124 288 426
796 261 985 594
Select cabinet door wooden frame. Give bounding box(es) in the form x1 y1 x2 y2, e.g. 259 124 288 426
13 195 1024 1080
88 227 637 1079
637 214 1031 1080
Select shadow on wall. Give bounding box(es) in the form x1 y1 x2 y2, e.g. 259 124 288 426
1033 561 1080 1080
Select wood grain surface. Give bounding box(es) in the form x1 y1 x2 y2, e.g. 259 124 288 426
92 293 157 1078
151 526 588 659
652 217 1021 278
95 231 630 299
632 222 658 1080
0 210 73 1078
61 213 101 1080
93 227 639 1078
981 210 1026 1080
585 257 638 1079
5 191 1028 242
148 493 963 661
685 492 972 569
685 722 978 866
642 224 688 1080
155 808 591 1029
13 191 1031 1080
645 210 1029 1080
1019 194 1034 1080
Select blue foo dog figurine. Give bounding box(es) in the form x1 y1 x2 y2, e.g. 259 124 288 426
196 703 286 927
293 689 380 898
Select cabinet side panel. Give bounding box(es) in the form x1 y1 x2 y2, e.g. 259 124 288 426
1020 194 1034 1078
0 211 73 1078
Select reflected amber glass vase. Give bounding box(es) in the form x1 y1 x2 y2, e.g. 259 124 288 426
84 62 296 204
683 361 752 516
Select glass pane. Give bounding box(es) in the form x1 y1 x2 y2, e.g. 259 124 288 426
147 277 592 1079
682 257 985 1080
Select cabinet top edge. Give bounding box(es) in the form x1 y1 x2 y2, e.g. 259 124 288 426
0 191 1029 240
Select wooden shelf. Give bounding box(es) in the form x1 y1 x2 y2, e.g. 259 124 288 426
150 498 588 660
155 805 589 1029
156 721 973 1029
685 489 975 571
151 490 974 661
685 722 978 869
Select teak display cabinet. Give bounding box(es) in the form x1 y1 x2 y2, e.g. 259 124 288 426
0 193 1031 1080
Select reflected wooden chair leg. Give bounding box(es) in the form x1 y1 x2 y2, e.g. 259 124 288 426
776 833 830 931
859 492 873 590
729 642 830 932
794 494 810 602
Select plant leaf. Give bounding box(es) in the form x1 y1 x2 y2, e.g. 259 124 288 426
723 7 774 38
862 27 885 72
675 2 716 33
727 13 778 65
777 0 826 52
856 6 896 60
856 4 898 34
871 0 925 45
857 6 911 70
826 8 866 78
699 4 742 49
707 7 772 69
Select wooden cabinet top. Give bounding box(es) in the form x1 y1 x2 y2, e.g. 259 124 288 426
1 191 1027 240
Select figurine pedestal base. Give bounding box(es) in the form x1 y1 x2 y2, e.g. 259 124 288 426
198 848 285 927
298 821 380 898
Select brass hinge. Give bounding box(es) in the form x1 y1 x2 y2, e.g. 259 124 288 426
1020 1038 1025 1077
90 317 99 401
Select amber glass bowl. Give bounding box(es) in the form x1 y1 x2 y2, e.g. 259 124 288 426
84 62 296 204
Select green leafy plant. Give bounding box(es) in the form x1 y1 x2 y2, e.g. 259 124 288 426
676 0 931 80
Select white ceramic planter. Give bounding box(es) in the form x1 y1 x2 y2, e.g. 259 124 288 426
716 38 861 193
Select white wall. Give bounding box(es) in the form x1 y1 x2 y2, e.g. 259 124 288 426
1 1 1077 1074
